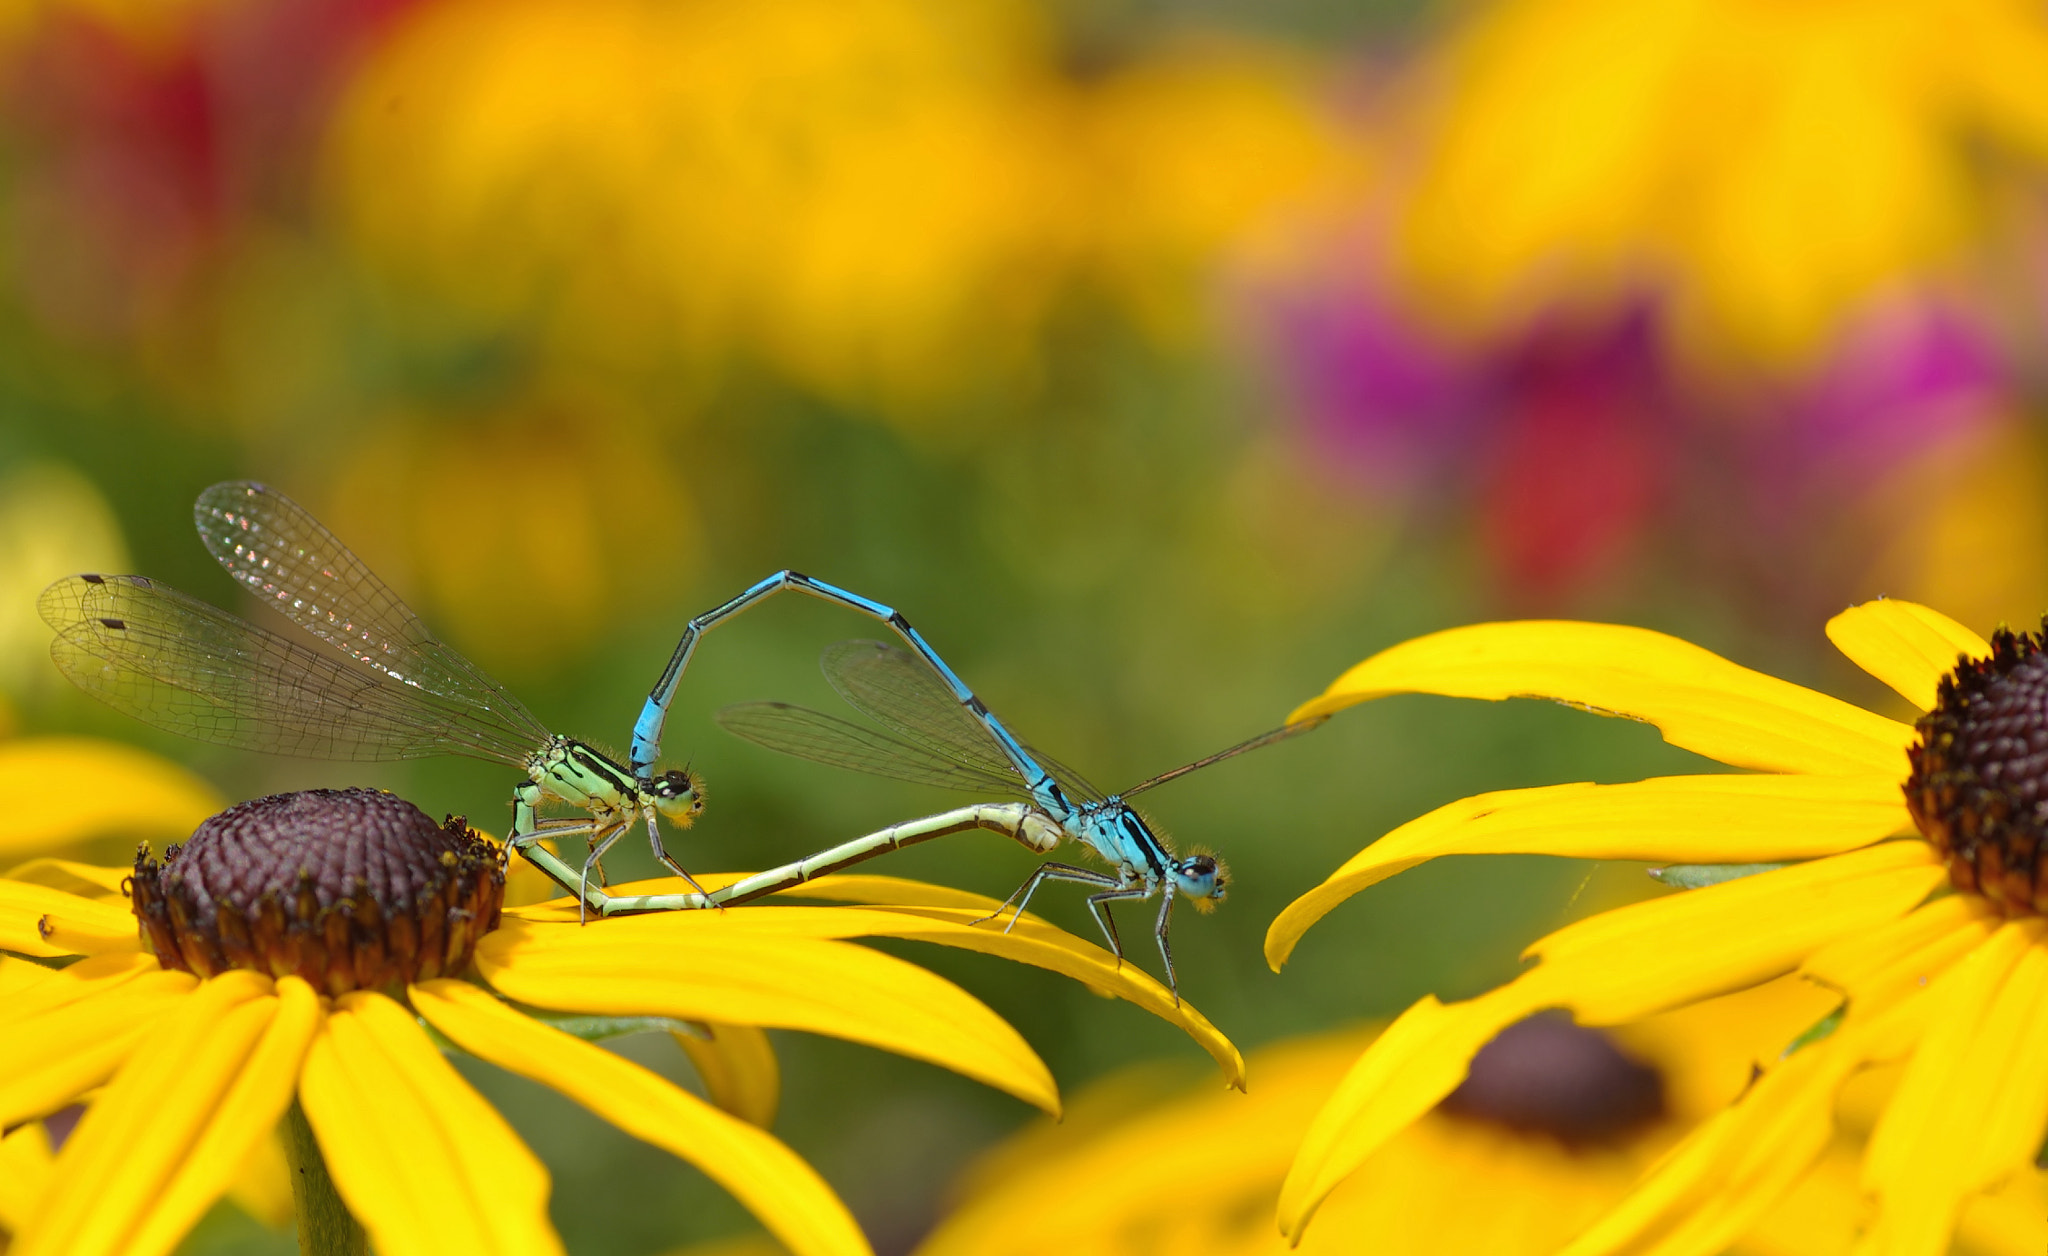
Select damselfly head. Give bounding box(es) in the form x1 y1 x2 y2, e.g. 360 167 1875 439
1171 852 1228 911
648 767 706 827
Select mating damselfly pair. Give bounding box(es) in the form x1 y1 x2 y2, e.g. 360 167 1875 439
41 482 1320 995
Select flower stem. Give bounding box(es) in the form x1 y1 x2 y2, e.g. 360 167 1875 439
284 1098 366 1256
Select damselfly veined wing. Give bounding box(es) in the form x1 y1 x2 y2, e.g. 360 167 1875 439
42 575 548 763
191 482 533 722
42 482 707 913
814 638 1111 801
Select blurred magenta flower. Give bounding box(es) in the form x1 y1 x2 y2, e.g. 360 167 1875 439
1252 0 2048 615
1266 262 2047 619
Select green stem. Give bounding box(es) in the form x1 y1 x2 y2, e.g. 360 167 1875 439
284 1099 366 1256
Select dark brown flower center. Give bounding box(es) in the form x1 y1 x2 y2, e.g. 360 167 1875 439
131 788 505 995
1436 1014 1666 1148
1906 626 2048 915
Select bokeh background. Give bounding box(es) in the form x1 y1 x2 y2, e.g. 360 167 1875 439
5 0 2048 1252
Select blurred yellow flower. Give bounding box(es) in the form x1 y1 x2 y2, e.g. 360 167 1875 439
326 0 1367 414
0 722 219 869
1723 1057 2048 1256
0 463 128 699
2 789 1241 1255
0 735 221 861
1853 413 2048 638
1268 598 2048 1254
1073 40 1372 347
1393 0 2048 366
319 404 696 676
330 0 1073 410
0 0 216 55
915 977 1997 1256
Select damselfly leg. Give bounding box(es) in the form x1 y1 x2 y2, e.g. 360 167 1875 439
974 861 1121 936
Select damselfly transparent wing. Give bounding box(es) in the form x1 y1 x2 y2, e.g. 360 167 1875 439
821 638 1107 800
1117 717 1329 799
717 701 1027 794
41 574 542 763
819 640 1037 777
192 481 548 742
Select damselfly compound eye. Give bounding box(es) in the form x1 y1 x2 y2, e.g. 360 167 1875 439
130 787 505 995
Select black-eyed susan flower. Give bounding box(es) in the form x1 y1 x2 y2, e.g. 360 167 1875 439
2 787 1240 1256
914 977 2009 1256
1267 598 2048 1253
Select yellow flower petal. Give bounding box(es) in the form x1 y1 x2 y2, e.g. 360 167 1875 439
1278 980 1555 1239
127 978 321 1256
1823 599 1992 712
1604 974 1839 1125
0 967 196 1128
299 990 562 1256
1278 842 1946 1242
2 859 130 900
1291 621 1914 775
924 1028 1373 1256
413 980 869 1256
0 1121 53 1236
1862 922 2048 1254
0 952 57 1000
0 738 221 857
504 870 964 922
674 1022 781 1129
2 951 158 1020
224 1126 295 1230
1802 894 2001 1012
1559 1034 1859 1256
1328 1109 1637 1256
1280 985 1828 1253
527 876 1243 1085
16 970 278 1256
0 879 139 957
736 896 1245 1087
478 916 1060 1113
1525 841 1946 1024
1953 1164 2048 1256
1266 774 1910 970
1563 915 1987 1256
838 905 1246 1086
